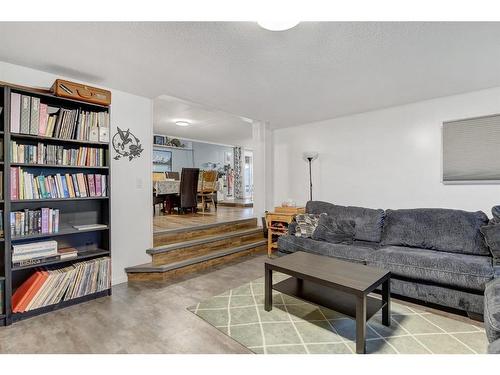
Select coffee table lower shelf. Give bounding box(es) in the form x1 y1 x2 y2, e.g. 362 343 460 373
273 277 385 321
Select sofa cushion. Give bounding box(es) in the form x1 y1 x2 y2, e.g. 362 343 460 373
493 206 500 221
277 235 375 264
381 208 489 255
366 246 494 291
311 215 355 244
306 201 384 243
294 213 324 238
481 222 500 259
485 279 500 343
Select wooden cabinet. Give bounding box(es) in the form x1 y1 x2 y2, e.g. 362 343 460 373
265 207 305 257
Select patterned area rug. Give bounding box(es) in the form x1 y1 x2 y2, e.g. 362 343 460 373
188 273 488 354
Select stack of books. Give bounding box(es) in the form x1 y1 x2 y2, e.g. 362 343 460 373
10 208 60 237
12 241 78 268
10 142 106 167
11 168 107 200
10 93 109 142
12 256 110 313
12 240 59 267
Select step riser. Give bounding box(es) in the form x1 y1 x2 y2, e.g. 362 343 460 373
151 232 264 266
153 218 258 247
128 245 266 282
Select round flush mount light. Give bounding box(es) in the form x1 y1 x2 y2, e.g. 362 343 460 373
257 20 300 31
175 121 190 127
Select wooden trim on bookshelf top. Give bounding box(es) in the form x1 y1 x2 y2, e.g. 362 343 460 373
11 163 109 170
9 87 110 110
11 196 109 203
12 248 110 271
11 289 111 322
10 133 109 147
11 225 109 242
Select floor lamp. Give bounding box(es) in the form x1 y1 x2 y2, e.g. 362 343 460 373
303 152 319 201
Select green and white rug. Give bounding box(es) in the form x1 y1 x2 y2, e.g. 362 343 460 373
188 273 488 354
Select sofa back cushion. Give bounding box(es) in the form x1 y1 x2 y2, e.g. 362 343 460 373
381 208 489 255
311 215 356 244
306 201 384 243
481 220 500 259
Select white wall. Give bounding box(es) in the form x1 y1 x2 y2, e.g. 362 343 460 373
0 61 153 285
273 87 500 217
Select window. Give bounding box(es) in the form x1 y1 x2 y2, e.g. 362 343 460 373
442 114 500 183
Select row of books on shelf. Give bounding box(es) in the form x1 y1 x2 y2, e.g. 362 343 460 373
11 240 78 267
11 142 107 167
10 208 60 237
10 93 110 142
11 168 108 200
12 256 110 313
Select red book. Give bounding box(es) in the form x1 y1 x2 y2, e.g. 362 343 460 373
12 271 46 313
15 271 49 313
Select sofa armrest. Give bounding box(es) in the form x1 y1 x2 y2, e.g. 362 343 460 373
485 278 500 343
288 221 298 236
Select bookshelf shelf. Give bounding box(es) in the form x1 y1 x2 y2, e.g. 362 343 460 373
1 83 112 327
11 163 109 170
12 248 110 271
11 225 109 241
11 133 109 146
11 289 111 323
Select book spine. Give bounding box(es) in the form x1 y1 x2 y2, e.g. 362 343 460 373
13 255 61 268
20 95 31 134
30 96 40 135
10 93 21 133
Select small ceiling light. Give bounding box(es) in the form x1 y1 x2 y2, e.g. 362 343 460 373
175 121 190 127
257 20 300 31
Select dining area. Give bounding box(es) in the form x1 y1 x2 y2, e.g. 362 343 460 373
153 169 219 215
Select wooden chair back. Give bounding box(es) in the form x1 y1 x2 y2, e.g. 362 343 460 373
200 170 217 193
153 172 166 182
166 171 180 180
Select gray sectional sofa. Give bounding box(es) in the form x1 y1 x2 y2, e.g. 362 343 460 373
278 201 499 317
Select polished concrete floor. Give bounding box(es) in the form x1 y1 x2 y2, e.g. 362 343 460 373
0 254 484 354
0 255 266 353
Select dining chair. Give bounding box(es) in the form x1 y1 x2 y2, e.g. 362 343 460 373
152 172 167 214
174 168 200 214
166 171 180 180
198 170 218 213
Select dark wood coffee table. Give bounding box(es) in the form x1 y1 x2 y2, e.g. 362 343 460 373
265 251 391 354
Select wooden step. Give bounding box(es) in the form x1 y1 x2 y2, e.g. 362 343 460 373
126 240 267 282
148 227 264 266
153 217 258 247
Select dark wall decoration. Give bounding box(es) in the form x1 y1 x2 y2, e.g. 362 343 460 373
112 126 144 161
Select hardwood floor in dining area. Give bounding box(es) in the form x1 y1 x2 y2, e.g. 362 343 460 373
153 206 255 233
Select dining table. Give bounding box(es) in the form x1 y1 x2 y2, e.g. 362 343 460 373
153 179 221 213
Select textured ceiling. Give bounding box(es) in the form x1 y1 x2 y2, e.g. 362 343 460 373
1 22 500 128
153 95 253 144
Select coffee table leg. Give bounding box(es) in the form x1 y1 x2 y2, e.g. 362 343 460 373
264 265 273 311
356 295 366 354
382 278 391 327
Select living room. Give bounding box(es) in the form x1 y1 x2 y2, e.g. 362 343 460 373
1 2 500 374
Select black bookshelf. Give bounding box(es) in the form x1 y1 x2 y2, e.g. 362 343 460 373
0 84 112 326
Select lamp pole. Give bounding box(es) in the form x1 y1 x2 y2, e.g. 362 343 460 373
307 157 313 201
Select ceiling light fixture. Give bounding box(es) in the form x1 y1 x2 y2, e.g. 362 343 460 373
257 20 300 31
175 121 190 127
